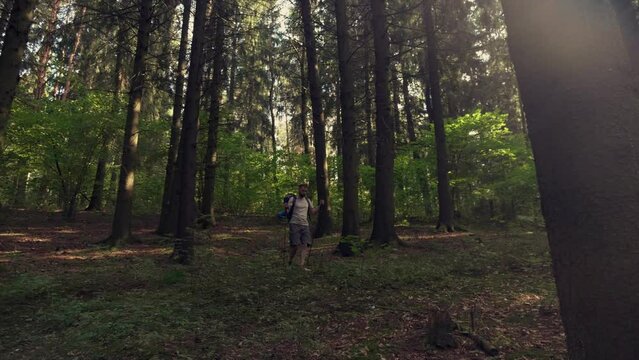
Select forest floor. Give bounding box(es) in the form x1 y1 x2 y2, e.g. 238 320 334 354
0 210 566 359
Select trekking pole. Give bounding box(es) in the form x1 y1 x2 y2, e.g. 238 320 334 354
283 223 289 267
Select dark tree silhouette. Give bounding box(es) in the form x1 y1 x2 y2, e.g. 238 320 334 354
503 1 639 357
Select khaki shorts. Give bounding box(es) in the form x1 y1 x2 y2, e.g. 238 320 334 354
289 223 312 246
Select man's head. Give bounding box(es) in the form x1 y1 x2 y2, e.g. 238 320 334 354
298 183 309 197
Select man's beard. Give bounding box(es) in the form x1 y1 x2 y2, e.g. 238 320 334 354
299 193 306 198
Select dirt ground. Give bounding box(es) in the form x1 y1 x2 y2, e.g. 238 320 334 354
0 209 566 359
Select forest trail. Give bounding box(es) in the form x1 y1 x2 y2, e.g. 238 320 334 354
0 210 565 359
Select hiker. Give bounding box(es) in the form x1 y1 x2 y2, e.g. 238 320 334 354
286 183 324 268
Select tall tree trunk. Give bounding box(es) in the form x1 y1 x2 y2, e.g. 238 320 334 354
423 0 454 231
106 0 153 245
227 22 238 131
86 24 127 212
34 0 61 99
391 64 402 140
363 50 375 221
401 61 415 142
0 0 36 154
0 0 15 45
610 0 639 75
404 51 432 218
299 53 310 154
12 160 26 207
172 0 208 264
201 3 226 227
299 0 332 238
61 5 86 101
86 157 106 211
502 1 639 358
369 0 397 245
364 53 375 167
335 0 360 237
158 0 191 235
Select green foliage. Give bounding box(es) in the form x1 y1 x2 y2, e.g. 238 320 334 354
382 111 539 223
1 93 124 210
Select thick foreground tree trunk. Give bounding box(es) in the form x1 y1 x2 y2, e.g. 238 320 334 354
368 0 397 245
335 0 360 237
0 0 37 154
502 1 639 358
107 0 153 245
423 0 453 232
299 0 332 238
171 0 207 264
202 3 226 227
158 0 191 235
610 0 639 75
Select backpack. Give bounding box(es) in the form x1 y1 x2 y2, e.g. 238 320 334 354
286 194 311 222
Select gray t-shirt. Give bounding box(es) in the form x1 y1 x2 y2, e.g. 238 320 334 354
287 196 313 226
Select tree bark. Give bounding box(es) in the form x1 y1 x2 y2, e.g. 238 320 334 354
172 0 208 264
86 24 127 212
34 0 62 99
369 0 397 245
299 0 332 238
0 0 15 46
107 0 153 245
158 0 191 235
0 0 36 154
335 0 360 237
85 157 106 211
391 64 402 140
502 1 639 358
403 51 432 218
299 53 310 154
61 5 87 101
610 0 639 75
423 0 454 231
202 2 226 226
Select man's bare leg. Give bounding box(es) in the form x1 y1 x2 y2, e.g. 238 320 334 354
299 245 310 267
288 245 298 265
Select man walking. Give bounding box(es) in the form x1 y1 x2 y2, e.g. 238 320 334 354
286 183 323 269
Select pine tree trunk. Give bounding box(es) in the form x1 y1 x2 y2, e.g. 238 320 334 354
610 0 639 75
158 0 191 235
61 5 86 101
0 0 15 46
85 158 106 211
202 3 226 227
363 51 375 221
391 65 402 140
502 1 639 358
299 54 310 154
227 21 238 131
369 0 397 245
107 0 153 245
335 0 360 237
172 0 208 264
401 61 416 142
299 0 332 238
403 53 432 218
86 24 127 212
0 0 36 154
34 0 61 99
423 0 454 231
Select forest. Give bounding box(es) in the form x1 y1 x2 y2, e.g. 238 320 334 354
1 0 638 358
